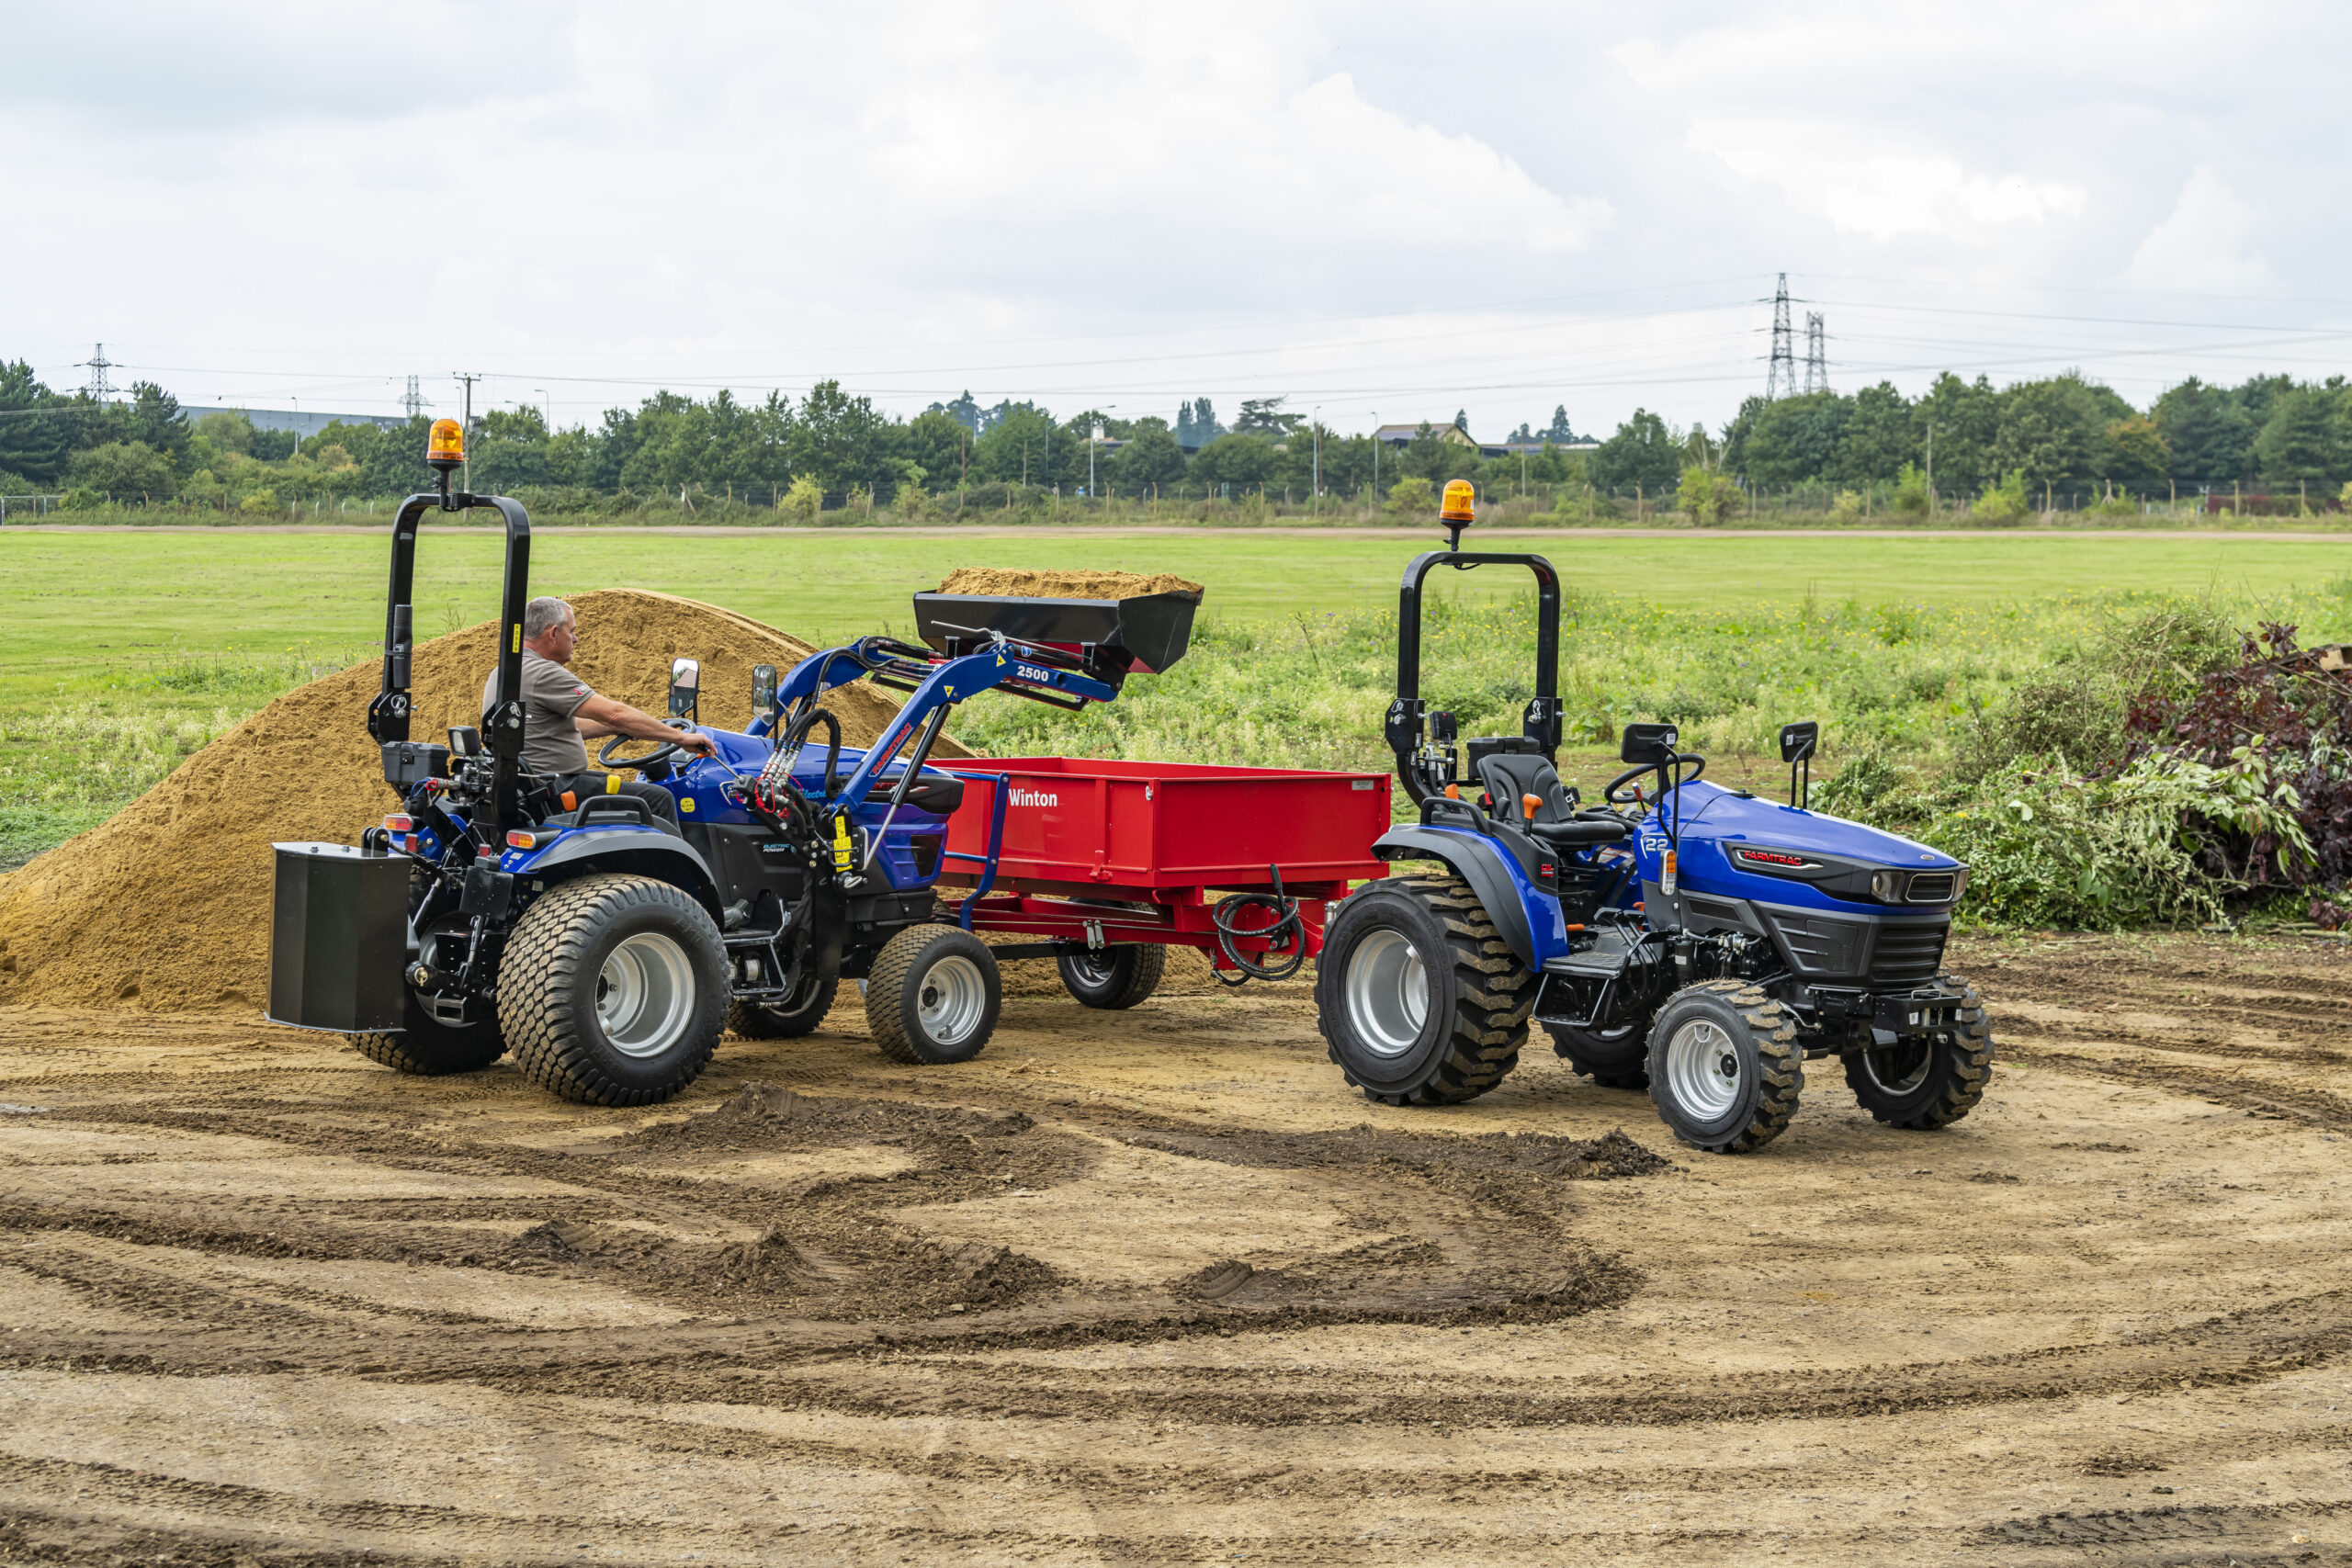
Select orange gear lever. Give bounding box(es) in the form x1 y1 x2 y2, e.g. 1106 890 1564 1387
1522 792 1543 818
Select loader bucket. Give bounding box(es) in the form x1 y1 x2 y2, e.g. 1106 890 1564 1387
911 591 1197 682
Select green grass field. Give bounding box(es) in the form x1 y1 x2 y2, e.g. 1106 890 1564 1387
6 527 2346 707
4 526 2347 871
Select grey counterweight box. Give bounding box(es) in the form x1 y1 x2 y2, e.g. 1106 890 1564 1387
267 841 409 1032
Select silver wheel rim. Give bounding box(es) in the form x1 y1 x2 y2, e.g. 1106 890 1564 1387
918 954 989 1046
1864 1041 1933 1094
596 932 696 1059
1344 929 1429 1058
1665 1019 1743 1121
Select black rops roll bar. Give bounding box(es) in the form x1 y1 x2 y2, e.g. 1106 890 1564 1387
366 488 535 832
1383 549 1563 807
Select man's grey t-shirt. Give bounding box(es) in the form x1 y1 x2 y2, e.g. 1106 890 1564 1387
482 650 594 775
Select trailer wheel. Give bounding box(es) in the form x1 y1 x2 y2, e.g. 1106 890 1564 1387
1057 943 1167 1010
1844 977 1995 1129
1544 1021 1651 1090
726 969 840 1040
499 874 729 1107
351 989 506 1077
1646 979 1803 1154
1315 874 1532 1107
866 926 1001 1065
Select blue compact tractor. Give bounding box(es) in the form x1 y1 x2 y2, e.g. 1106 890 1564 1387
1314 490 1994 1154
266 424 1191 1105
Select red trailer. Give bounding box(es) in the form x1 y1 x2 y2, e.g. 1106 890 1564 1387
935 757 1392 986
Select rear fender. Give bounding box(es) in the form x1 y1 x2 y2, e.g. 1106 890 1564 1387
1372 826 1564 967
503 827 723 918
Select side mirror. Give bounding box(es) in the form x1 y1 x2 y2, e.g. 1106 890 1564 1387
668 658 700 720
750 664 778 726
1621 722 1679 766
447 725 481 758
1781 718 1818 808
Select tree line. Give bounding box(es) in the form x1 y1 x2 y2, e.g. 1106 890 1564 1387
3 354 2345 512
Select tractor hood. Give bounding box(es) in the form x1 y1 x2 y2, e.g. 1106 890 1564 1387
1638 778 1965 915
1665 780 1959 869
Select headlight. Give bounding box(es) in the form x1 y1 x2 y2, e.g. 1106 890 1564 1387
1871 869 1905 902
1951 866 1969 902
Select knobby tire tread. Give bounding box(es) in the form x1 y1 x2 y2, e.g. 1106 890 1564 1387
1320 874 1532 1107
500 873 718 1107
1654 977 1803 1155
1847 978 1995 1130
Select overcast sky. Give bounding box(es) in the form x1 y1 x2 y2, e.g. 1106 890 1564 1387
6 1 2344 438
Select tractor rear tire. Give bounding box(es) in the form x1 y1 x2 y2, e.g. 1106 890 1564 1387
727 970 840 1040
1544 1021 1651 1091
1057 943 1167 1010
351 989 506 1077
1315 874 1532 1107
866 926 1002 1065
1646 979 1803 1155
499 874 729 1107
1844 977 1995 1129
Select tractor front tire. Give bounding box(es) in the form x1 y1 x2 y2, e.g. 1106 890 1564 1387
1844 978 1995 1129
352 989 506 1077
1646 979 1803 1154
1544 1021 1651 1091
1057 943 1167 1010
727 969 840 1040
499 874 729 1107
1315 874 1532 1107
866 926 1002 1065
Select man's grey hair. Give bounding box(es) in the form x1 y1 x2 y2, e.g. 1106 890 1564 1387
523 597 574 641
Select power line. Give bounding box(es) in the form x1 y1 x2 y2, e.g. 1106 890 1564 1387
400 375 426 419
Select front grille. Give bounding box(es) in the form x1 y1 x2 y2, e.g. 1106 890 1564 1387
1871 920 1949 985
1906 871 1957 903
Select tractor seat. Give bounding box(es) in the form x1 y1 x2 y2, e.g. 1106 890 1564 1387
539 792 684 840
1476 753 1631 848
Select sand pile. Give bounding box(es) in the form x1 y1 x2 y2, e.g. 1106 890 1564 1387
935 569 1202 602
0 590 955 1015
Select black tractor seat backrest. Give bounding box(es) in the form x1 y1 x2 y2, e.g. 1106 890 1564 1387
541 792 683 840
1476 752 1630 849
1476 752 1573 824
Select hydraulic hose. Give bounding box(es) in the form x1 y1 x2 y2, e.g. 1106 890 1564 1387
1211 863 1306 985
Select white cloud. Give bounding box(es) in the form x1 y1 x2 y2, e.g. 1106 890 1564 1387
1685 121 2084 243
2124 165 2271 292
0 1 2346 434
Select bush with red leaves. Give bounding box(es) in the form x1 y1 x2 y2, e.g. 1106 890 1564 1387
2122 622 2352 893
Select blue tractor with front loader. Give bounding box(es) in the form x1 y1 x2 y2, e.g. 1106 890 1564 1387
1314 481 1995 1154
266 420 1193 1104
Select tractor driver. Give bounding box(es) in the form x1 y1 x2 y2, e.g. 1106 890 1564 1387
484 596 715 829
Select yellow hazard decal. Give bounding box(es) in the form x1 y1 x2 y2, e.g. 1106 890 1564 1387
513 626 523 652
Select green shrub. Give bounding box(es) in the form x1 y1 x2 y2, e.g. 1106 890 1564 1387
1893 463 1931 515
1924 751 2310 929
1384 476 1435 515
1677 466 1737 526
779 475 823 525
1974 469 2030 524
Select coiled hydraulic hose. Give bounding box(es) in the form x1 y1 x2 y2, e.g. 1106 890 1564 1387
1211 863 1306 985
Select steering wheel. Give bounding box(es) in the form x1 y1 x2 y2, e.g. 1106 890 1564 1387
598 719 697 772
1602 754 1705 805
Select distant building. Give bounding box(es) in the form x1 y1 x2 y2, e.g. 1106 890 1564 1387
1496 439 1600 458
202 407 410 439
1372 422 1479 449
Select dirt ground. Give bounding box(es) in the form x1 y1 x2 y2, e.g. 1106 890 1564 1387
2 932 2349 1566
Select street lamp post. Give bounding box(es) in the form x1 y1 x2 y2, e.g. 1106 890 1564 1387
535 388 551 429
1372 412 1379 496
